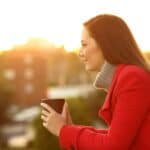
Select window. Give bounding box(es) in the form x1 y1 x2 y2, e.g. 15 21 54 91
24 54 33 64
3 69 16 80
24 68 34 80
24 83 34 94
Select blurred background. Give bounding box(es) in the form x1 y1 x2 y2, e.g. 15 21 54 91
0 0 150 149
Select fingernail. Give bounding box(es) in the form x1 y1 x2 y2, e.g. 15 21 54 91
40 103 44 106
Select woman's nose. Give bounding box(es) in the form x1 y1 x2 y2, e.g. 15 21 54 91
78 48 84 58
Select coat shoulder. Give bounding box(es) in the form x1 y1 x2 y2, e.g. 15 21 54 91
117 64 150 84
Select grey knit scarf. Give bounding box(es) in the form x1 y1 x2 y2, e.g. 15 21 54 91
93 61 117 92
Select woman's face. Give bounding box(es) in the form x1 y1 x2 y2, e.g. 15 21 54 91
79 27 105 71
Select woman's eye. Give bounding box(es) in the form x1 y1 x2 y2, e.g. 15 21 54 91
82 43 87 47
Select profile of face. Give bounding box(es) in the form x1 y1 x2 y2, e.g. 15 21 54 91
79 27 105 71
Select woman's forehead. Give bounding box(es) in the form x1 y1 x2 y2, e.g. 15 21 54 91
81 28 91 41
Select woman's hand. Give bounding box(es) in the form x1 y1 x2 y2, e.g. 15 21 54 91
41 102 73 136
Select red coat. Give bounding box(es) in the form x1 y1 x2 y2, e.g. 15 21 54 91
59 64 150 150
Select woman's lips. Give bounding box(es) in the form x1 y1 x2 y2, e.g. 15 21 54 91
81 58 88 64
83 59 88 62
84 61 88 64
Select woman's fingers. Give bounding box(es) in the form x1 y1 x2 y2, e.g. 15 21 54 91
42 110 49 117
61 102 73 124
43 122 47 128
40 105 68 136
40 103 55 113
41 115 48 122
62 102 68 117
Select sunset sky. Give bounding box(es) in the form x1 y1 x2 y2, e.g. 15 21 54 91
0 0 150 52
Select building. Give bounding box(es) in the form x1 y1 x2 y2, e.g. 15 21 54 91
2 46 48 107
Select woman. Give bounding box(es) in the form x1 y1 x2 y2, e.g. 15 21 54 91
41 14 150 150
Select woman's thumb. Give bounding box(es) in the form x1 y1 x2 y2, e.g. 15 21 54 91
62 102 68 118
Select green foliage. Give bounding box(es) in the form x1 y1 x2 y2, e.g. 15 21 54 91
67 97 93 125
86 90 107 125
67 90 107 126
32 112 60 150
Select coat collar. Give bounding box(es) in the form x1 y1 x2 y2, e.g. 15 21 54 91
99 64 126 125
93 62 117 91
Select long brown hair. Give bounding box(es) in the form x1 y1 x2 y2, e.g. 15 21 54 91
84 14 150 72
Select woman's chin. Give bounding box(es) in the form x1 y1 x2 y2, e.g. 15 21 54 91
85 65 97 71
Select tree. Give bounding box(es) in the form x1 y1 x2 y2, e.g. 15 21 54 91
0 53 14 124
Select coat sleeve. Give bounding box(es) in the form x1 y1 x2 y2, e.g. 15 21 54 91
59 125 108 149
59 70 150 150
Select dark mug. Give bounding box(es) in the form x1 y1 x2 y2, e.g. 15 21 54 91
41 98 65 113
